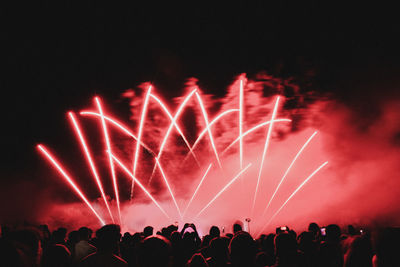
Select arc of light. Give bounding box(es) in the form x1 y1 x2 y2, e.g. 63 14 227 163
257 161 328 235
68 112 115 222
80 111 156 157
131 86 152 199
195 92 222 168
111 153 171 219
182 163 213 218
149 93 200 166
182 109 239 164
194 163 252 219
148 89 197 184
154 157 183 219
95 97 122 224
262 131 318 217
239 79 244 169
221 119 292 155
252 96 280 215
37 144 106 226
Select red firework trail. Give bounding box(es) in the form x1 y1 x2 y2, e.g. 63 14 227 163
221 118 292 155
257 161 329 235
79 111 156 156
252 96 281 215
149 93 200 166
68 112 115 222
111 153 171 219
154 157 182 219
132 86 152 199
95 97 122 224
195 92 222 168
239 79 244 169
37 145 106 226
183 109 239 164
262 131 318 217
182 163 213 218
194 163 252 219
148 89 198 184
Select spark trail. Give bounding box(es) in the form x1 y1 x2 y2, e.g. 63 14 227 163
95 97 122 223
195 92 222 168
149 93 200 166
258 161 329 235
195 163 252 219
252 96 280 215
68 112 114 222
148 89 197 184
37 145 106 226
182 164 213 218
132 86 152 199
239 79 244 169
262 131 318 216
111 153 171 219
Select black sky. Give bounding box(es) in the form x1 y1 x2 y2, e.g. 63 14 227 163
2 2 400 182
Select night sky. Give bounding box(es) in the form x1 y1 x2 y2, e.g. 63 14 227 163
2 2 400 190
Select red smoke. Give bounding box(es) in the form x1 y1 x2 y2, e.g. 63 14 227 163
32 73 400 235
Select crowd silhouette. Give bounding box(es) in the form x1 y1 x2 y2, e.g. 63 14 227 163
0 221 399 267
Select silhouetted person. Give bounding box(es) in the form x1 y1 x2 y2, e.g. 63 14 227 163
143 226 153 238
187 253 209 267
233 224 242 234
207 237 230 267
372 227 400 267
319 224 343 267
209 226 220 239
273 232 306 267
347 225 357 236
80 224 127 267
137 235 171 267
308 223 320 241
297 231 318 267
344 235 372 267
74 226 96 263
41 244 71 267
229 231 257 267
11 228 42 267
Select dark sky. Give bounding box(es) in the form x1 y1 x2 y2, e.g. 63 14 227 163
2 2 400 181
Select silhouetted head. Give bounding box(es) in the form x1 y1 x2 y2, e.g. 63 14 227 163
137 235 171 267
308 222 320 237
274 232 297 259
78 227 91 241
326 224 341 244
233 223 242 234
143 226 153 237
187 253 209 267
95 224 121 253
229 231 257 266
209 226 220 238
348 225 357 236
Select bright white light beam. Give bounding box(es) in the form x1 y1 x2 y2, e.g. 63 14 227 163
262 131 318 216
195 92 222 168
95 97 122 224
37 144 106 226
68 112 115 222
195 163 252 219
252 96 280 215
111 153 171 219
258 161 328 235
182 164 213 218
